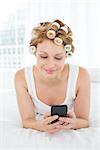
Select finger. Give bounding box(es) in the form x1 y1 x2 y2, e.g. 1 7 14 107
58 120 65 125
50 121 61 128
63 122 69 126
47 128 61 134
59 117 69 122
45 121 61 131
59 117 73 124
56 123 73 130
65 123 73 130
45 115 59 125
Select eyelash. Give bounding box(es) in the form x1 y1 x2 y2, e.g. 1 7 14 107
40 56 62 60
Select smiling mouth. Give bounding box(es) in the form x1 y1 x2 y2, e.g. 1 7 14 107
44 69 55 74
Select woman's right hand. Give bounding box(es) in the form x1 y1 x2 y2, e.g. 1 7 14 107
34 113 61 134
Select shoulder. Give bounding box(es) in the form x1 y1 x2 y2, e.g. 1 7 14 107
15 66 32 81
68 63 90 84
77 66 91 87
78 66 90 81
15 68 24 81
69 63 90 79
68 63 90 79
14 68 27 88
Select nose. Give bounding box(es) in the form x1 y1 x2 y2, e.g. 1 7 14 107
46 59 56 69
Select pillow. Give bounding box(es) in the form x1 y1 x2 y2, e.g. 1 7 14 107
89 82 100 122
0 90 21 126
88 68 100 82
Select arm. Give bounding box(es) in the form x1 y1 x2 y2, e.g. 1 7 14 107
73 67 91 129
58 67 91 130
14 69 61 133
14 69 36 127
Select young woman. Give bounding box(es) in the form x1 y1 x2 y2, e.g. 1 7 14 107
15 19 90 134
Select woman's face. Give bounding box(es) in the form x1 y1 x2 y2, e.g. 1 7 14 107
35 39 66 79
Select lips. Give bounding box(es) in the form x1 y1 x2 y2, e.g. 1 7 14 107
44 69 55 74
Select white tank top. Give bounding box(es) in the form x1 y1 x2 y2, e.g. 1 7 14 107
24 64 79 118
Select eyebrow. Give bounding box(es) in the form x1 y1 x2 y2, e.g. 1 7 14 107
39 51 64 56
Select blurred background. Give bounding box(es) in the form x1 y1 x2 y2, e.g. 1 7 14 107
0 0 100 90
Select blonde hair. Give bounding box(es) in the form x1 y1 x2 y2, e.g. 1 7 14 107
29 19 75 54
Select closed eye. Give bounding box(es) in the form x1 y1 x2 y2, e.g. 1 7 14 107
40 56 48 59
55 57 62 60
40 56 62 60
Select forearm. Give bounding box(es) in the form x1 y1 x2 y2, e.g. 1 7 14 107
22 118 43 131
72 118 89 129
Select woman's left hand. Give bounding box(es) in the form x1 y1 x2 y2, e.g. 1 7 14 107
57 110 76 130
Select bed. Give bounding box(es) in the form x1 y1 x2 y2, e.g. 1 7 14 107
0 68 100 150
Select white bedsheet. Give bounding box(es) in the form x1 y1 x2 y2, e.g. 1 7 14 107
0 120 100 149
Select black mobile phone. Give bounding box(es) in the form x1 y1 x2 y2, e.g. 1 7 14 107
51 105 68 124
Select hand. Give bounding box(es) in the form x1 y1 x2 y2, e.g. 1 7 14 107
35 112 62 134
56 110 76 130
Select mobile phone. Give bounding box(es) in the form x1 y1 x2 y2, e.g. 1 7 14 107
51 105 68 124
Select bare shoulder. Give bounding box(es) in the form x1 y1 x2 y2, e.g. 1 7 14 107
15 68 24 79
78 66 91 86
14 68 27 89
79 66 90 80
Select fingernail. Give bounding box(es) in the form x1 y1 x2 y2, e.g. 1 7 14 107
59 118 63 121
55 115 59 118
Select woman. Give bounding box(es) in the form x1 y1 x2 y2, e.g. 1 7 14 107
15 19 90 134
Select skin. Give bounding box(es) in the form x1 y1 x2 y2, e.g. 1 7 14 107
15 39 90 134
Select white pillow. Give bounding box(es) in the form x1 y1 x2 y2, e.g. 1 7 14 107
89 82 100 122
88 68 100 82
0 90 21 126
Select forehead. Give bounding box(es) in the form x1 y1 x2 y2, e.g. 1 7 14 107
37 39 64 54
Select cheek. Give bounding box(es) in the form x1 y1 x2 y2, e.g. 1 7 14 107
58 60 66 69
36 56 43 63
36 58 45 68
58 59 66 66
